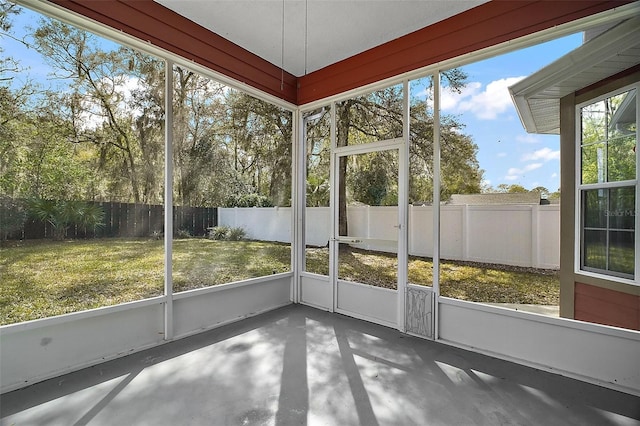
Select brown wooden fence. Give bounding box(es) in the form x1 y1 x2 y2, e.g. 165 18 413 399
5 201 217 240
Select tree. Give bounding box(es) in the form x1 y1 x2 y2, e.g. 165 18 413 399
548 188 561 200
32 19 166 203
336 73 483 235
309 73 481 235
0 1 21 81
3 8 295 208
0 2 35 198
530 186 550 198
2 4 481 220
409 107 483 203
581 92 636 185
496 183 528 193
349 151 398 206
305 108 331 207
225 91 292 206
172 66 231 206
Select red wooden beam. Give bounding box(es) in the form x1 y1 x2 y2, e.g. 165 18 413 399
297 0 633 105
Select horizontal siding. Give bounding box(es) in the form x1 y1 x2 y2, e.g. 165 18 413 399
297 0 632 104
48 0 297 104
574 282 640 331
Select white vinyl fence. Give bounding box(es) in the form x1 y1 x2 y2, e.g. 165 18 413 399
218 204 560 269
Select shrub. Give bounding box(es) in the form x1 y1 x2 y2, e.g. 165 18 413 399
227 227 246 241
175 228 192 238
208 226 230 240
224 193 273 208
207 225 245 241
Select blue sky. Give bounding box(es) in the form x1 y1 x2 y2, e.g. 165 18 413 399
440 34 583 193
5 5 582 193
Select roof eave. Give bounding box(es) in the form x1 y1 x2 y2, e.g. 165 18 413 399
509 14 640 135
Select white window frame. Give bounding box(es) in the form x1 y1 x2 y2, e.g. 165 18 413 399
575 82 640 286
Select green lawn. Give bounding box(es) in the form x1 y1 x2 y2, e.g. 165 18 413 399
306 247 559 305
0 239 559 325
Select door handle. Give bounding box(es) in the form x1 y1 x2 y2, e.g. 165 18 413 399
332 237 363 244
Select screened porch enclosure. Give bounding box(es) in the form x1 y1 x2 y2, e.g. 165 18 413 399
1 0 640 418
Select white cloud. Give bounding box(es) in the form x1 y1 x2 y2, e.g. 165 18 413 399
505 163 543 181
440 82 481 111
521 147 560 162
441 77 525 120
550 172 558 178
497 152 507 158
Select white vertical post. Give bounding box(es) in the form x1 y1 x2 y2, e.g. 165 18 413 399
408 204 413 256
433 73 441 340
366 205 371 250
329 103 337 313
397 79 410 332
531 204 540 268
164 60 174 341
293 110 304 303
462 204 469 261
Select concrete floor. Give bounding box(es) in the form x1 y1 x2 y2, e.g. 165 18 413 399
1 305 639 426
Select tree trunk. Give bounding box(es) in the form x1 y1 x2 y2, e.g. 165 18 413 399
336 102 351 237
338 156 348 236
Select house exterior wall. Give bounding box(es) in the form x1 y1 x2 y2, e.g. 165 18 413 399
575 283 640 330
560 69 640 330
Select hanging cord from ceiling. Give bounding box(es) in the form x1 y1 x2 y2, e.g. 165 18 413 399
304 0 308 75
281 0 285 90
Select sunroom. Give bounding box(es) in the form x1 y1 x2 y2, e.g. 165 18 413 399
1 0 639 423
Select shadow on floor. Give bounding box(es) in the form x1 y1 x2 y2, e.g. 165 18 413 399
1 304 639 425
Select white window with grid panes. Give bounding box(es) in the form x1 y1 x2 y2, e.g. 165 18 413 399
576 83 639 283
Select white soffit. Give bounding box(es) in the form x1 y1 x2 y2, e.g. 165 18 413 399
154 0 488 77
509 15 640 135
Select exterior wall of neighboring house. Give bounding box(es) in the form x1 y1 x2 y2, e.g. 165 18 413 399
560 68 640 330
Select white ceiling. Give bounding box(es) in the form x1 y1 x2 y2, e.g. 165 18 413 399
155 0 488 77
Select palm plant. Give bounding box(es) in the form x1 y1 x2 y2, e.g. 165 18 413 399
74 202 106 235
27 199 104 240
